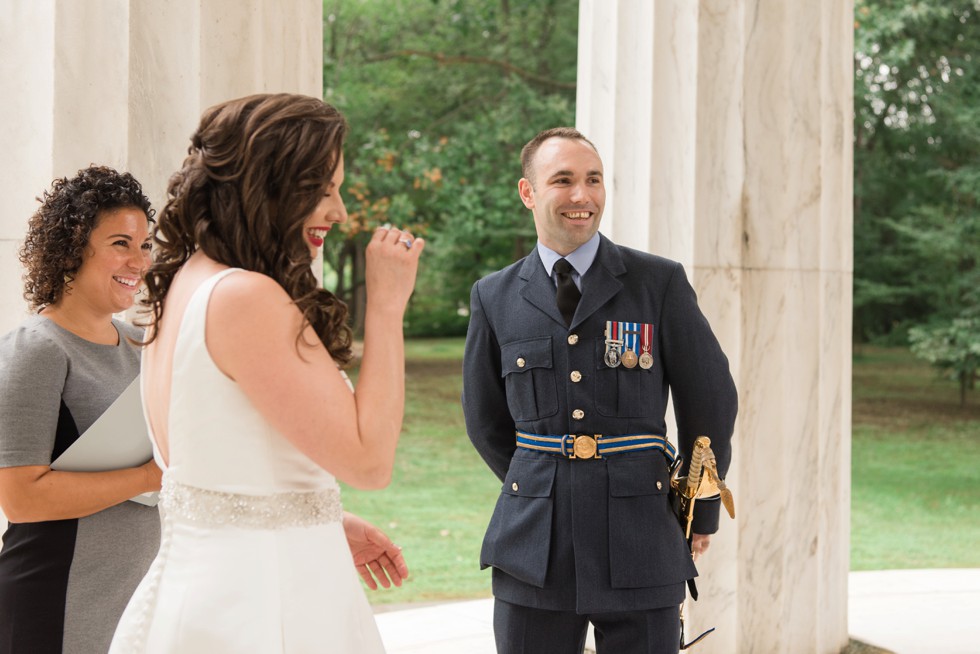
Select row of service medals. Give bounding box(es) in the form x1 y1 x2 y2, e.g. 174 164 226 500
604 321 654 369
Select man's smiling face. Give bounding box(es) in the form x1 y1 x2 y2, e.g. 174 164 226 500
518 136 606 256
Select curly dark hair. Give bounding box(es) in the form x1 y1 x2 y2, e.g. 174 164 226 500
20 165 155 310
143 93 353 364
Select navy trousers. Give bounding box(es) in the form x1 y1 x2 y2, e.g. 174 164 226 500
493 599 681 654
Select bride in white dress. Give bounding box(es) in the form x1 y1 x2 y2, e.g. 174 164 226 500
111 94 423 653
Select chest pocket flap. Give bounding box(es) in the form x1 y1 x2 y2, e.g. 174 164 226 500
498 337 558 421
500 337 553 376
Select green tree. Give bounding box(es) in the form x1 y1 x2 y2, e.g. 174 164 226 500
853 0 980 343
322 0 578 335
909 309 980 406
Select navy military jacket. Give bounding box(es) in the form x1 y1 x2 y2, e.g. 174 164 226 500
462 234 737 614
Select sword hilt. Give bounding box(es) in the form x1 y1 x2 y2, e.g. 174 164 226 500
685 436 710 498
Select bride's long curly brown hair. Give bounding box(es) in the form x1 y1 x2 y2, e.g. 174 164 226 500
143 93 352 364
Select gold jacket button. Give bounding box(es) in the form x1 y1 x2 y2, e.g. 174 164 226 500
656 481 663 490
516 357 526 368
512 482 519 492
567 334 579 345
570 371 582 383
572 409 585 420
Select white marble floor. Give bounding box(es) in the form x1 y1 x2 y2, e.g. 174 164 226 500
374 569 980 654
375 598 496 654
847 569 980 654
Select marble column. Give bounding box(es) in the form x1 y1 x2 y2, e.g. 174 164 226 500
577 0 853 652
0 0 322 528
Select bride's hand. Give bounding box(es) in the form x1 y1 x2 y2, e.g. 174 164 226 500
365 225 424 314
342 511 410 590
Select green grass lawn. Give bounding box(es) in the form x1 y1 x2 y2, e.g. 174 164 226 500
850 346 980 570
344 339 980 604
342 338 499 605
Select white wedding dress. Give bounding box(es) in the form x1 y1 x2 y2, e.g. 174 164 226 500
111 269 386 653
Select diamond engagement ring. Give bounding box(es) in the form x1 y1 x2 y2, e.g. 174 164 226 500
398 237 413 249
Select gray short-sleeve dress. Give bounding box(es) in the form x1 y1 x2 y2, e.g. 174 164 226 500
0 315 160 654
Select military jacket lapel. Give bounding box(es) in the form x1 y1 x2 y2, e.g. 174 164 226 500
518 250 567 327
518 237 627 329
571 235 625 329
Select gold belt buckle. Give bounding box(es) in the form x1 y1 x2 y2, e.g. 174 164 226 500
569 434 601 459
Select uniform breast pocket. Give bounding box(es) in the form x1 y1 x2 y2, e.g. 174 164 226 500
500 337 558 421
594 337 659 417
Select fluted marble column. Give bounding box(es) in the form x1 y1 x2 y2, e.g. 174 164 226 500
0 0 321 329
0 0 322 528
577 1 853 652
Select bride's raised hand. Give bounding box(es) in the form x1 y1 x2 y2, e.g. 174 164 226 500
364 225 424 314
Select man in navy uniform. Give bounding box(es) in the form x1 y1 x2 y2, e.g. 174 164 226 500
462 127 737 654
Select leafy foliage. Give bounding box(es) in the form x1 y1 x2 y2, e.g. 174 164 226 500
853 0 980 345
322 0 577 335
909 311 980 406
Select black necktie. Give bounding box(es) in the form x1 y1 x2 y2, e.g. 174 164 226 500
553 258 581 326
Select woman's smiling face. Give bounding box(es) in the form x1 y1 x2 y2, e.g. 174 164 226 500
303 154 348 256
66 206 152 315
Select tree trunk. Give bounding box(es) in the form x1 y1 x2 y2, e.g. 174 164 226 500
334 241 350 301
352 243 366 337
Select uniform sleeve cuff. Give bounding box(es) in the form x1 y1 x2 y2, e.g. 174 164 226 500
691 495 721 534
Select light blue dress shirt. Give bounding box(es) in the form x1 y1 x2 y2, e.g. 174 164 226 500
536 233 601 292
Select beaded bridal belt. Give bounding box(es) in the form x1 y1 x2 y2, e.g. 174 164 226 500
160 475 343 530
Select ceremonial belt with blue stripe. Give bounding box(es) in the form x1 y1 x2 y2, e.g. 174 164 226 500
516 431 676 461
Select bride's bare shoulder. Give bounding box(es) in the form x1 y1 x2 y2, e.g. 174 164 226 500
211 269 286 302
207 270 300 333
206 271 317 377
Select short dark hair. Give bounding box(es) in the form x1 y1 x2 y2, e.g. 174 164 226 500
20 165 154 310
520 127 599 185
143 93 354 364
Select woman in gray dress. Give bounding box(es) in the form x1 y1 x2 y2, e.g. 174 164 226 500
0 165 163 654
